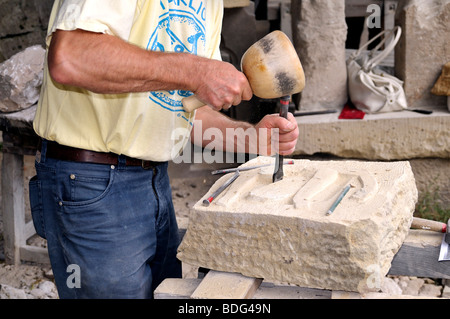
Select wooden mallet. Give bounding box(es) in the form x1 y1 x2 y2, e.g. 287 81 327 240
182 31 305 183
181 30 305 112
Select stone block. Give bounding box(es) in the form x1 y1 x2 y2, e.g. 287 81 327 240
294 110 450 160
154 278 202 299
0 45 45 113
395 0 450 108
177 156 417 293
291 0 348 111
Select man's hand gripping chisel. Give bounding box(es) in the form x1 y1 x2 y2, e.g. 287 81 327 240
272 96 291 183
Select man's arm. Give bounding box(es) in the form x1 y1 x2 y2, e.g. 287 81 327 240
192 106 299 156
47 29 252 110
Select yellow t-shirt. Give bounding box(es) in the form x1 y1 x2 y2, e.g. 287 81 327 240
34 0 223 161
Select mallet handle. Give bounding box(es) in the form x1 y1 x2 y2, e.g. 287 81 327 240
411 217 447 233
182 95 205 113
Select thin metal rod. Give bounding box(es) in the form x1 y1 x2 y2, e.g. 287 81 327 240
211 160 294 175
326 184 351 215
272 96 291 183
203 171 240 206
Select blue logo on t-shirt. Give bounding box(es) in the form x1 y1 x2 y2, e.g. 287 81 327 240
147 1 206 117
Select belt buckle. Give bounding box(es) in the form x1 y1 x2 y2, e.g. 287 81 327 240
141 160 154 170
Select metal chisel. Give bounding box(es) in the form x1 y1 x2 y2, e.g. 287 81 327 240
273 96 291 183
211 160 294 175
203 171 240 206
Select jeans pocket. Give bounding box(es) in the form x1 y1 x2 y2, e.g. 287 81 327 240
59 167 115 207
29 175 46 239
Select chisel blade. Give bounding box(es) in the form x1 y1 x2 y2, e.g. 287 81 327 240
272 96 290 183
272 154 284 183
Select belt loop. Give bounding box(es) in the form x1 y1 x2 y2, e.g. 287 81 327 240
39 139 48 163
118 155 127 169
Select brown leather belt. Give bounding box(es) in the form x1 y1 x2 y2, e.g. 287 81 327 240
44 141 161 169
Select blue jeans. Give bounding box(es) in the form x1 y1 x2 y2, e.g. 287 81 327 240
29 140 181 298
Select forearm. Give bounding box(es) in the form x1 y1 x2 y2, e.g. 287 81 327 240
48 29 212 94
191 106 257 154
192 106 300 157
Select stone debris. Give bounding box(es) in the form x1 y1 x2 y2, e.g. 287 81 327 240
0 263 58 299
0 280 58 299
177 156 418 293
391 276 444 298
380 277 403 295
0 283 27 299
442 283 450 298
0 45 45 113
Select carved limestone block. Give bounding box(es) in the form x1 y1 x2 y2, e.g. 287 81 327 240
177 156 418 292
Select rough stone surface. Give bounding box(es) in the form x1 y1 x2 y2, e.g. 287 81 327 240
0 284 28 299
395 0 450 108
0 0 53 61
398 277 424 295
432 62 450 96
0 45 45 113
409 158 450 210
0 263 58 299
291 0 348 111
419 283 443 297
292 110 450 209
381 277 403 295
294 110 450 160
442 284 450 298
177 156 418 293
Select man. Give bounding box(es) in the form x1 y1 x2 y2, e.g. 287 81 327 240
30 0 299 298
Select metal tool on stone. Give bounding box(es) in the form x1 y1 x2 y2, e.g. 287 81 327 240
202 171 240 207
181 30 306 113
272 96 291 183
411 217 450 244
326 184 352 216
211 160 294 175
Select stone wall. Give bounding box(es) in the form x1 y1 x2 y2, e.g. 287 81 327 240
0 0 53 62
291 0 348 111
395 0 450 108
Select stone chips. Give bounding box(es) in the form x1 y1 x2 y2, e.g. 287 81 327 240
177 157 418 293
